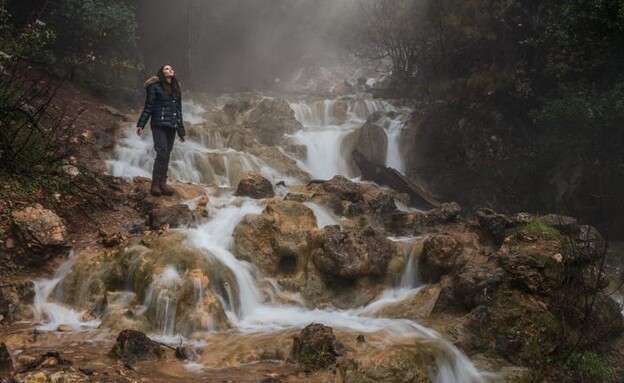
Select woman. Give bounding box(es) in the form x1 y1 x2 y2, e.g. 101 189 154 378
136 64 186 196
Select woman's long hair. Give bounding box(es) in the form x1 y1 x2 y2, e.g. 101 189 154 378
157 64 181 95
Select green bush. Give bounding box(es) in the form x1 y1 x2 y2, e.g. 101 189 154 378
564 351 612 382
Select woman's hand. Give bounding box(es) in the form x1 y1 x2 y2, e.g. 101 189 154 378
136 126 143 136
179 135 186 143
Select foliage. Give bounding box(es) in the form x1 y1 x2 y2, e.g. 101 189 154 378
49 0 138 70
0 7 77 176
563 351 613 382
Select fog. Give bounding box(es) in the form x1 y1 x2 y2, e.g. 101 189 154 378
137 0 361 92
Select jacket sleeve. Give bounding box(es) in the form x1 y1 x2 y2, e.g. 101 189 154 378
177 91 186 137
137 84 156 128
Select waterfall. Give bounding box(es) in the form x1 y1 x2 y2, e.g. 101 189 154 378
32 251 100 331
142 266 182 336
97 95 491 381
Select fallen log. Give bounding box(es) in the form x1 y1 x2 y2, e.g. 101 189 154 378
352 149 439 209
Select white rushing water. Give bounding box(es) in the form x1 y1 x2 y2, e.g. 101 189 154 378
182 194 490 383
289 98 408 179
32 251 101 331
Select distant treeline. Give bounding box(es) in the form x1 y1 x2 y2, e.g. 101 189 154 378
355 0 624 233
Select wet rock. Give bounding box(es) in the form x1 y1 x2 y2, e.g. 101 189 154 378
573 224 606 261
367 193 397 216
538 214 580 235
149 204 193 229
355 120 387 167
338 346 429 383
98 230 127 248
0 343 12 376
0 280 35 323
234 172 275 199
447 261 506 311
332 100 348 124
424 202 461 225
331 81 353 97
289 323 346 370
317 175 362 202
223 99 255 124
418 234 462 283
11 204 68 254
497 237 564 295
475 207 512 245
310 226 397 279
243 98 301 145
233 200 317 276
108 329 165 364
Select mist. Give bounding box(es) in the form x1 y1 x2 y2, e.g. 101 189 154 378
136 0 361 92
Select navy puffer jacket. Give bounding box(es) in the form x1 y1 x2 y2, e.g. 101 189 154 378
137 76 185 137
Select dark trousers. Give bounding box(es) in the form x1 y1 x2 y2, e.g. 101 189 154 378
151 125 176 176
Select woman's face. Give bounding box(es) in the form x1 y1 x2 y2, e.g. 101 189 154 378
162 65 175 78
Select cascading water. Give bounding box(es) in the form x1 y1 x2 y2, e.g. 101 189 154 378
106 100 294 187
32 251 100 331
35 93 495 382
289 98 409 179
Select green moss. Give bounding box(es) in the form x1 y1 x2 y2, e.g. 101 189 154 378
524 220 562 240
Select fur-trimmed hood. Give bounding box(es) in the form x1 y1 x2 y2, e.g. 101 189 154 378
144 76 160 88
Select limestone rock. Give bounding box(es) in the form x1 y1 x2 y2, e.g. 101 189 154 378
311 226 397 279
108 329 165 364
233 200 317 276
331 81 353 97
338 346 430 383
538 214 579 235
419 234 462 283
11 204 68 252
290 323 346 370
234 171 275 199
475 207 512 245
149 204 193 229
497 237 564 295
355 119 387 167
424 202 461 225
243 98 302 145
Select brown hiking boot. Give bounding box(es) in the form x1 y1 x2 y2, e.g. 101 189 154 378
150 174 162 196
160 175 175 196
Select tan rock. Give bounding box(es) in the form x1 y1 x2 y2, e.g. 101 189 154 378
11 204 68 251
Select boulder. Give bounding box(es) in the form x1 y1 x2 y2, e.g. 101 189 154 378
233 200 317 276
331 81 353 97
11 204 68 253
234 171 275 199
367 193 397 216
311 226 397 280
497 237 564 295
448 261 506 310
289 323 346 370
355 120 387 167
424 202 461 225
338 346 430 383
0 343 12 376
243 98 302 145
108 329 165 364
538 214 579 235
475 207 512 245
149 204 193 229
418 234 462 283
315 175 362 203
